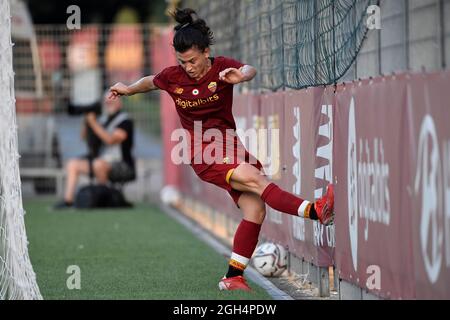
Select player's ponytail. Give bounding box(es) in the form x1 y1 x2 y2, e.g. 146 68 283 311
171 8 214 53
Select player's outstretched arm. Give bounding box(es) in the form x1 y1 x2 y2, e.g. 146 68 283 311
109 75 158 99
219 65 257 85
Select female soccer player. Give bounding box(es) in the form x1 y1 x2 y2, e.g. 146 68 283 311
109 8 334 292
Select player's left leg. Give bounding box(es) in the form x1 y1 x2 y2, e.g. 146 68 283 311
228 163 334 226
219 192 265 291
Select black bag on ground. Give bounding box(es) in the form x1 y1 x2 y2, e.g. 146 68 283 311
74 185 132 209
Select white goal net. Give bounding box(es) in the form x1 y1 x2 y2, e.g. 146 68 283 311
0 0 42 300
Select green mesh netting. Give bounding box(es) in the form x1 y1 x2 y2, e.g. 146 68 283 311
186 0 378 90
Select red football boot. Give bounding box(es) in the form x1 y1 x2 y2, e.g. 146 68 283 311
315 184 335 226
218 275 251 291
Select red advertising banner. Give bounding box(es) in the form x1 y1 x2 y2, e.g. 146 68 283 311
334 75 418 299
406 72 450 299
283 88 335 267
315 87 336 266
258 92 289 246
333 71 450 299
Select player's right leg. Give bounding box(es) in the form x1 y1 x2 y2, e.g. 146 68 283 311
219 192 265 291
229 163 335 226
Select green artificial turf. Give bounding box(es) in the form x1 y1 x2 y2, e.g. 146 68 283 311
24 199 272 300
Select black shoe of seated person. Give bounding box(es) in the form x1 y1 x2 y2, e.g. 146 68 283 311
53 200 74 210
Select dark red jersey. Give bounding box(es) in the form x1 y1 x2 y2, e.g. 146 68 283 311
153 56 263 206
153 56 244 160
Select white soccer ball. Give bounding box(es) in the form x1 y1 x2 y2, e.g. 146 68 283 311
252 242 288 277
160 185 180 206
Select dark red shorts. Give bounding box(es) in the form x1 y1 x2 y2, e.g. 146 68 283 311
191 149 263 206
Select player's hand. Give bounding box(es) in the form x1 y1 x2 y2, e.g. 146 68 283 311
109 82 130 100
219 68 245 84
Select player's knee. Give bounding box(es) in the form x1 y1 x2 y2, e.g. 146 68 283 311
239 164 265 187
256 206 266 221
248 172 268 193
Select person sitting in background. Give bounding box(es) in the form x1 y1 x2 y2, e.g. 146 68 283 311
54 92 135 209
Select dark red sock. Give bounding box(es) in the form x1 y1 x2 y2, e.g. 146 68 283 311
227 219 262 277
260 183 312 217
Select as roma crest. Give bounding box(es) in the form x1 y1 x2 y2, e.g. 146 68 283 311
208 82 217 93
